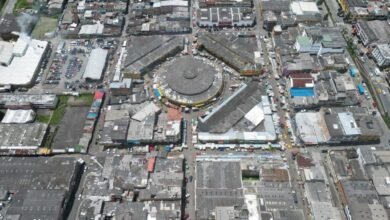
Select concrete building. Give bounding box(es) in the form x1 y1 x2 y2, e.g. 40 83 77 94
197 7 255 27
0 123 48 154
347 202 388 220
260 0 291 13
263 10 278 31
126 102 181 145
325 112 361 144
295 27 347 55
0 157 82 220
372 44 390 67
355 20 390 46
290 1 322 24
291 70 360 109
80 155 183 219
304 182 343 220
99 109 130 146
109 79 133 96
295 111 330 145
0 94 58 109
320 54 349 72
196 161 248 219
366 165 390 196
199 0 253 8
295 108 380 145
338 180 379 206
48 0 67 15
290 1 319 15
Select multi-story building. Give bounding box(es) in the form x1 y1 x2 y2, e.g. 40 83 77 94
197 7 255 27
295 27 347 55
199 0 253 8
372 44 390 67
355 20 390 46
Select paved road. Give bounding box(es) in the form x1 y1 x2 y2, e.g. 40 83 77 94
183 113 197 219
253 1 309 217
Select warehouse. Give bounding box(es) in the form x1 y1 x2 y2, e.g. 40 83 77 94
83 48 108 81
0 123 48 154
0 94 58 109
197 82 277 144
1 109 35 123
0 37 48 86
0 156 82 220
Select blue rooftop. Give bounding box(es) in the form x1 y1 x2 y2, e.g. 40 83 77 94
290 88 315 97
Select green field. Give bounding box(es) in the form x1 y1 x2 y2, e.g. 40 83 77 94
68 93 94 106
50 96 69 125
31 16 58 39
36 114 51 123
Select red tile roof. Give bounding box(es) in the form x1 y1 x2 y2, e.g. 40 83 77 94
167 107 182 121
296 154 314 168
94 90 105 100
147 157 156 172
290 73 313 88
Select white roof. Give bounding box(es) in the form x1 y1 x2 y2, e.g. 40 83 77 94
141 23 150 32
198 128 277 143
84 10 93 18
245 194 260 220
0 39 48 86
79 22 104 35
338 112 361 135
295 112 330 144
1 109 35 124
131 102 161 122
0 41 14 65
83 48 108 80
245 104 264 127
291 1 320 15
12 37 29 56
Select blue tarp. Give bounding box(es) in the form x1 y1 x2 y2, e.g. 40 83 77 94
290 88 314 97
349 66 357 77
154 88 161 98
358 84 365 95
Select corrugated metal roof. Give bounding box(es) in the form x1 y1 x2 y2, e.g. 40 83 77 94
131 102 160 122
244 104 264 127
83 48 108 80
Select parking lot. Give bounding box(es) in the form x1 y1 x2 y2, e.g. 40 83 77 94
40 39 117 93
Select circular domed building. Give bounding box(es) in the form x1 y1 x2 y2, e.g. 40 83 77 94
157 56 223 106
